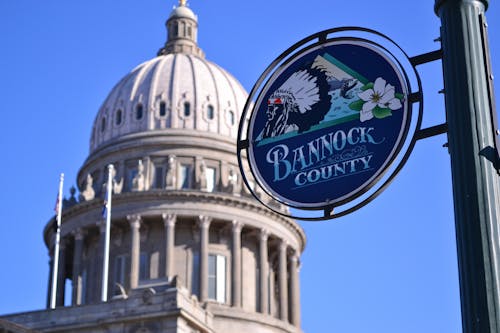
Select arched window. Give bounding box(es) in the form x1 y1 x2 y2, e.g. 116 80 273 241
159 101 166 117
101 117 106 132
116 109 123 125
173 22 179 37
136 104 143 120
228 110 235 125
184 102 191 117
207 105 214 120
181 22 186 37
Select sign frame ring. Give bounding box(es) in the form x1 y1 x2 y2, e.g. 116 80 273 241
237 26 424 221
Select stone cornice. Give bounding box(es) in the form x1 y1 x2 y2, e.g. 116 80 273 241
1 288 302 333
0 318 38 333
206 303 303 333
1 287 214 333
44 190 306 251
87 129 236 161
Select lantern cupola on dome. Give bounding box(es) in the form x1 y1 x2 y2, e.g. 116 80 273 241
158 0 204 57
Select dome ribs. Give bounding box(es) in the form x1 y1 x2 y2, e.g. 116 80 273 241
90 52 248 153
186 54 197 130
200 56 221 134
130 59 159 133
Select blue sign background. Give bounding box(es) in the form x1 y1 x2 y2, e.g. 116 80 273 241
248 41 410 208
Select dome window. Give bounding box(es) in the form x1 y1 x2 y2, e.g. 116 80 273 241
181 22 186 37
228 110 235 125
139 252 149 281
116 109 123 125
154 166 164 189
173 22 179 37
113 255 126 296
205 166 216 192
178 164 192 189
159 101 167 117
136 104 144 120
184 102 191 117
101 117 106 132
207 105 214 120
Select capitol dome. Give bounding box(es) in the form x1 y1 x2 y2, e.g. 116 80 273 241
7 2 306 333
90 4 246 153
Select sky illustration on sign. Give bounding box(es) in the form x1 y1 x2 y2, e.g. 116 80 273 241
256 52 405 146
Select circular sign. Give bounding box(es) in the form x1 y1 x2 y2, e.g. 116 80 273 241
238 28 422 218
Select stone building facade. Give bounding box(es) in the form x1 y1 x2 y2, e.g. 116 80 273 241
0 319 37 333
2 2 305 333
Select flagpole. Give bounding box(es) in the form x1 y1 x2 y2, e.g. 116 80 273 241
101 164 113 302
50 173 64 309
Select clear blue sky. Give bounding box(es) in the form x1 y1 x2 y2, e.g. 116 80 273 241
0 1 499 332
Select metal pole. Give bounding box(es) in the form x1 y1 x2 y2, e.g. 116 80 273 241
50 173 64 309
101 164 113 302
435 0 500 331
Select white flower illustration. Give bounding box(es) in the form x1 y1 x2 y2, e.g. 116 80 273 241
358 77 402 122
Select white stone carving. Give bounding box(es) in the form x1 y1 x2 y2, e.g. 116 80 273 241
197 159 208 191
79 173 95 201
227 166 240 195
113 169 123 194
165 155 176 189
132 159 145 192
101 167 123 195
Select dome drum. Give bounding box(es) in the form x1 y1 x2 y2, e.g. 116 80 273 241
79 135 247 199
43 194 304 328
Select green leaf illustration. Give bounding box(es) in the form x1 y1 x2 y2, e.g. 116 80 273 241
360 82 373 91
373 106 392 119
349 99 364 111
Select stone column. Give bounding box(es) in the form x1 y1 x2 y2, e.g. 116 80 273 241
278 240 288 322
163 213 176 280
289 251 301 327
259 229 269 314
71 228 85 306
198 215 211 302
128 214 142 289
55 239 66 307
231 221 243 307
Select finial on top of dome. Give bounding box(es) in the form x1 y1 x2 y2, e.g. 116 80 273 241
179 0 187 6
